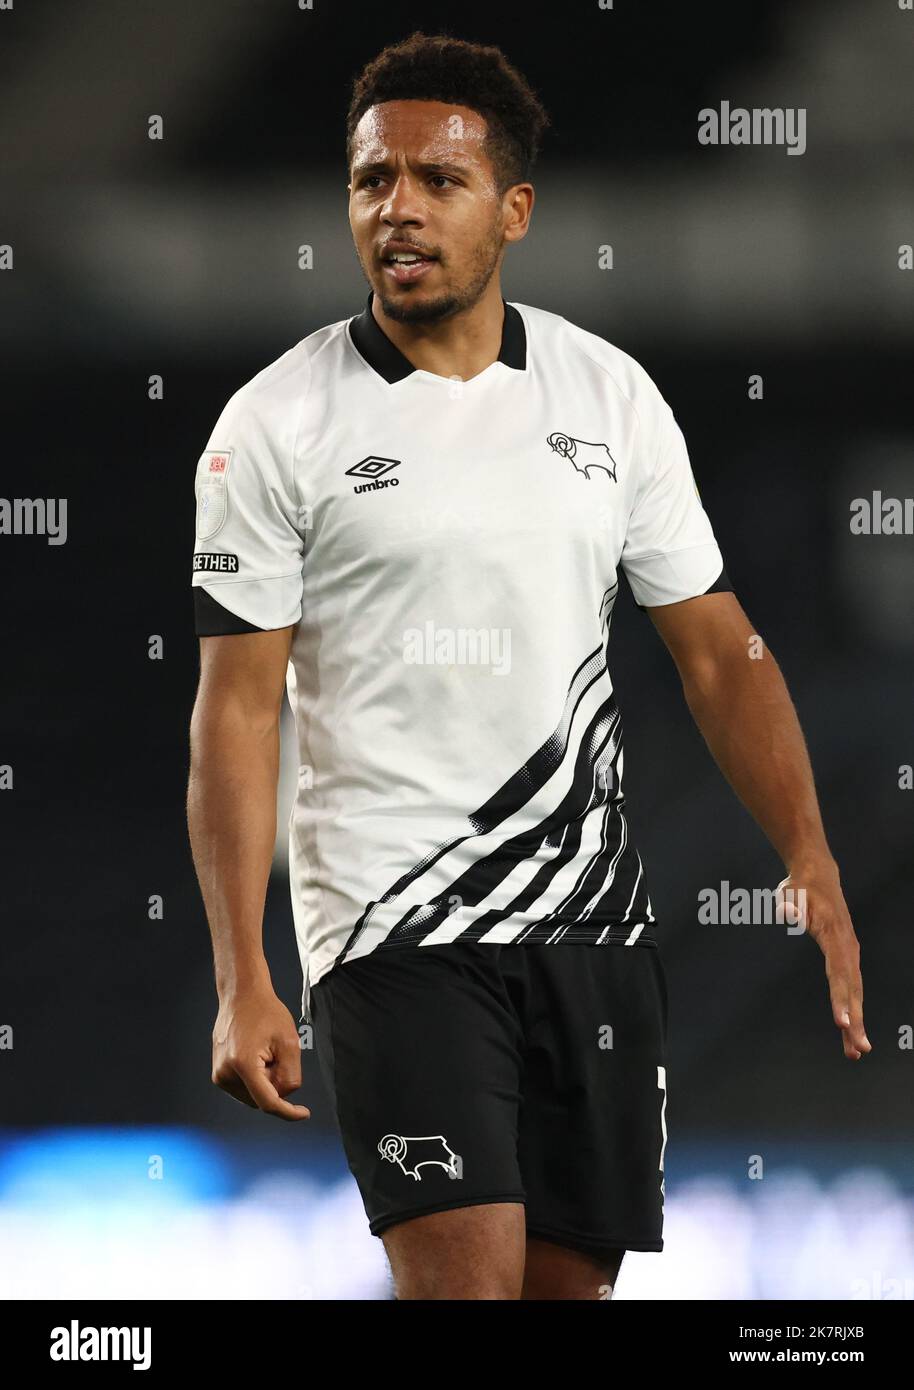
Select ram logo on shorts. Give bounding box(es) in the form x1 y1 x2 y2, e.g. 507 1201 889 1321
546 432 618 482
378 1133 460 1181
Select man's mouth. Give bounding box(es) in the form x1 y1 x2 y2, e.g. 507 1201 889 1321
380 246 438 284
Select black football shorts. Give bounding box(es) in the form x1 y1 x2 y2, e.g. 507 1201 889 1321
309 941 668 1257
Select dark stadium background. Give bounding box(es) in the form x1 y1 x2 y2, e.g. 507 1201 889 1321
2 0 912 1299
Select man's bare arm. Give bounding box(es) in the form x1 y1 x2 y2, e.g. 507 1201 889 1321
187 626 310 1119
647 591 871 1062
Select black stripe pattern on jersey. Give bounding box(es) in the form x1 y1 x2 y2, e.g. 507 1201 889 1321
339 582 657 962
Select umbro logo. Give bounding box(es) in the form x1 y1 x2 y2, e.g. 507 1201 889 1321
547 433 619 482
346 456 401 494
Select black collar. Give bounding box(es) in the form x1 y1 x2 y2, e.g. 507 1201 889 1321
348 291 526 385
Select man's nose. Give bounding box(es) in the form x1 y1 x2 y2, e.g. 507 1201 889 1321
380 174 426 223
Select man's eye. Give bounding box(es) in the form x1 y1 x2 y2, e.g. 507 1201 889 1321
358 174 454 190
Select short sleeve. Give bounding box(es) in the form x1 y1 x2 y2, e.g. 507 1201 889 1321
620 399 730 608
192 390 305 635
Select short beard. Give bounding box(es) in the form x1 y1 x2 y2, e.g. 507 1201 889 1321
376 286 464 325
374 226 503 326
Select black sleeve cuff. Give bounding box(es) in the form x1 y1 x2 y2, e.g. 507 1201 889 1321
194 586 266 635
703 563 733 596
635 561 734 612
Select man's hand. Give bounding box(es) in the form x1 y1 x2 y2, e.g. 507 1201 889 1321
648 594 872 1064
776 864 872 1062
212 987 311 1119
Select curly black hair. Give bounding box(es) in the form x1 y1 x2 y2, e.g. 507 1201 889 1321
346 31 551 196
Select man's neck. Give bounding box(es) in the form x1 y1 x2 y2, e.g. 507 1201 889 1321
371 286 505 383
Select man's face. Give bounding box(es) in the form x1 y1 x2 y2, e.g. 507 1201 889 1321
348 100 520 324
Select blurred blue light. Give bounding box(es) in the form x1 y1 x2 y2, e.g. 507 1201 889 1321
0 1128 232 1205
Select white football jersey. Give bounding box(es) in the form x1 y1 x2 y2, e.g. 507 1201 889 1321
192 294 730 1022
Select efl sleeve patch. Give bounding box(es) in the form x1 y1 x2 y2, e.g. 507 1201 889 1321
190 392 305 631
195 449 233 539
